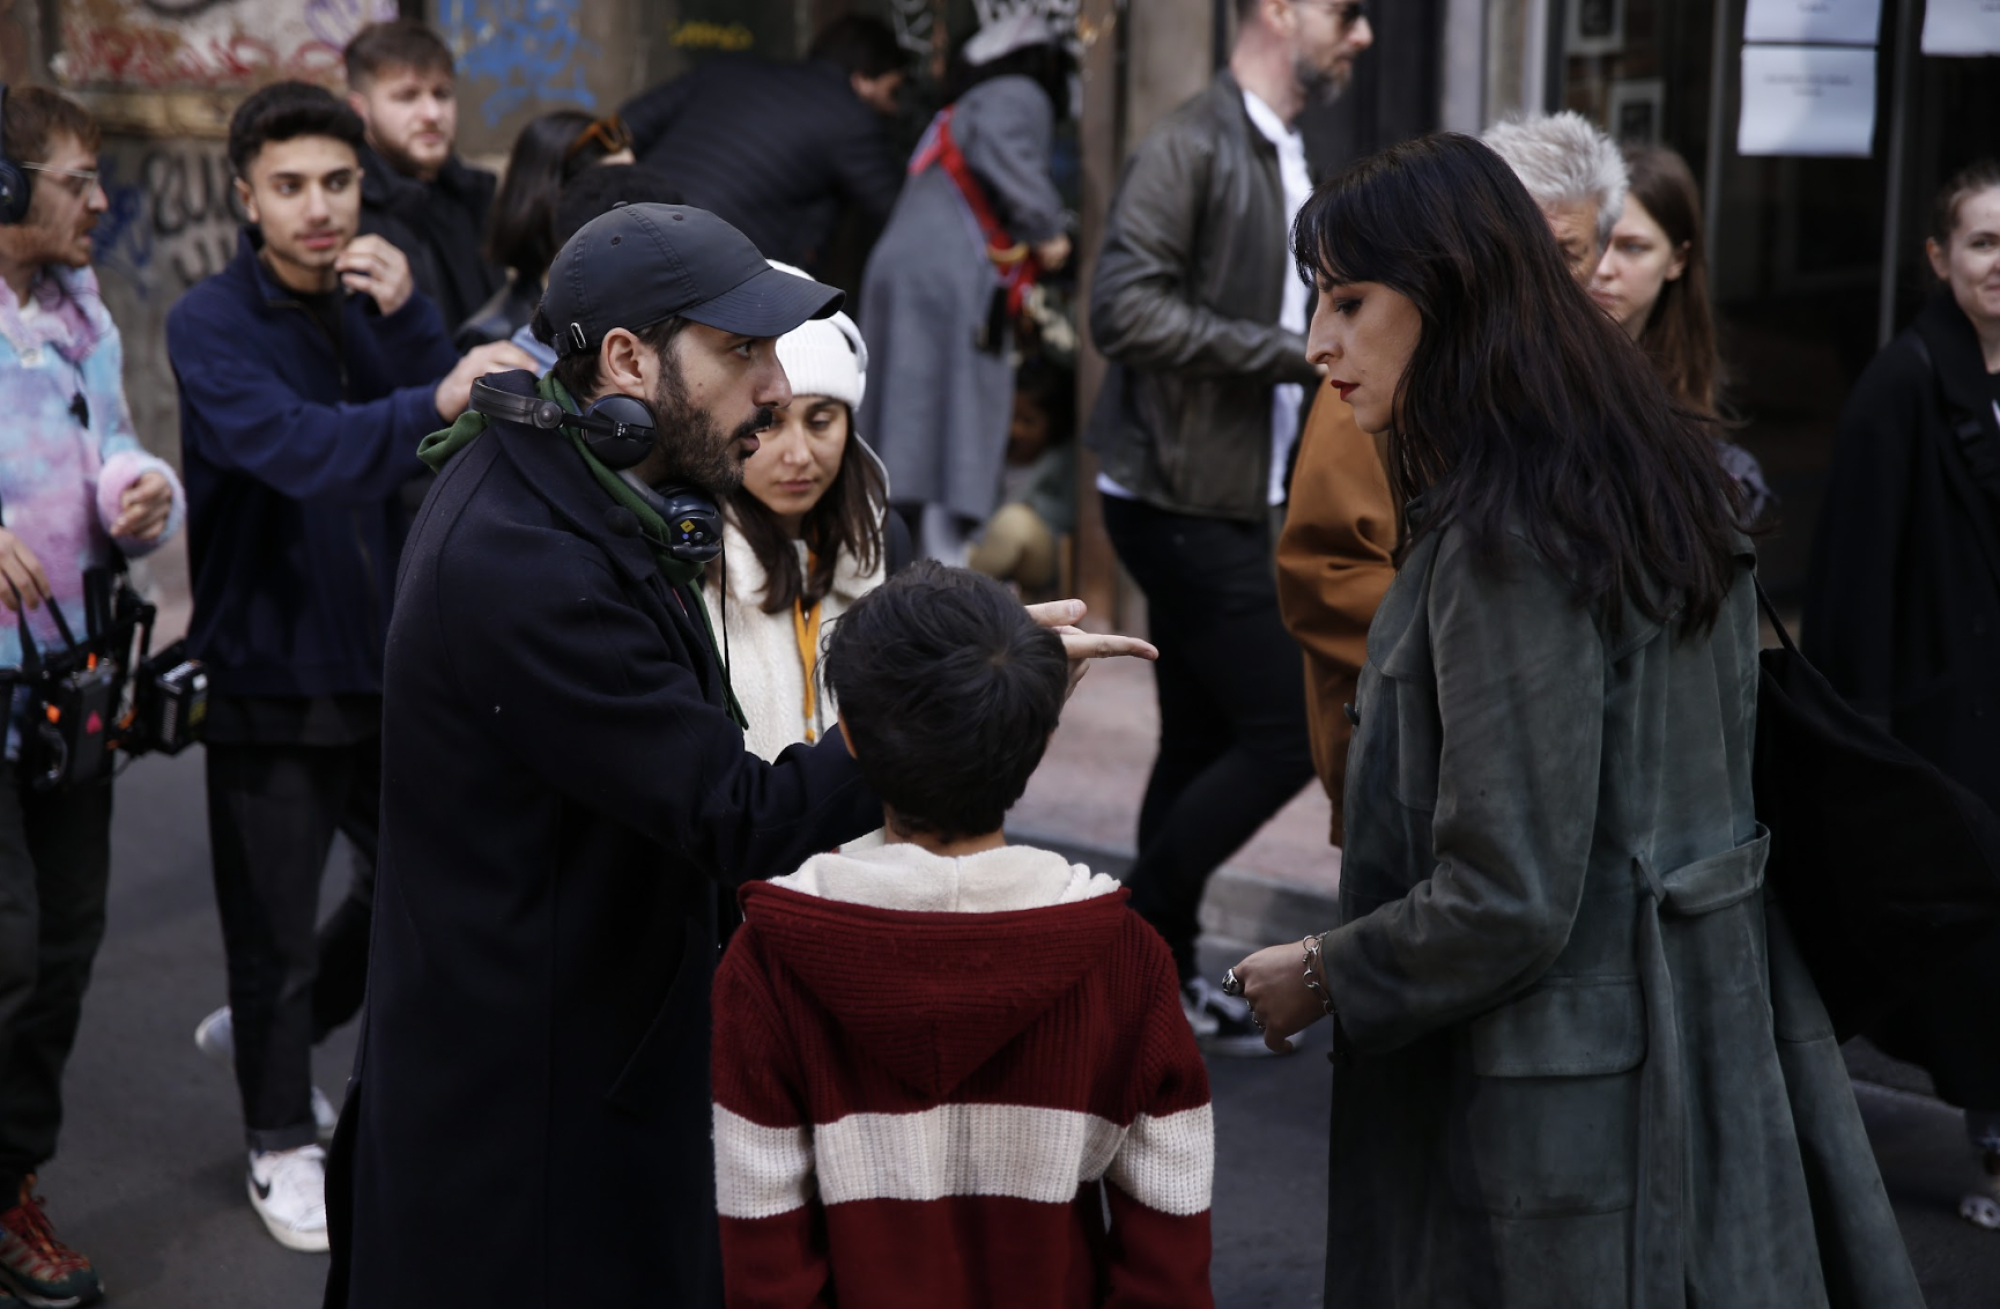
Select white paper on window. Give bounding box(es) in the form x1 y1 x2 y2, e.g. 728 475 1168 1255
1737 45 1877 157
1743 0 1883 44
1920 0 2000 55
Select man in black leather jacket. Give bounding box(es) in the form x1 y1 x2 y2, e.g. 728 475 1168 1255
1086 0 1372 1054
343 20 503 333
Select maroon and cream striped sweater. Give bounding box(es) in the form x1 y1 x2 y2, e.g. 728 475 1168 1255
712 843 1214 1308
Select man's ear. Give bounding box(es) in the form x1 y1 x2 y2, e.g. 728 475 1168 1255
836 712 857 759
234 176 259 227
345 89 371 126
599 327 651 399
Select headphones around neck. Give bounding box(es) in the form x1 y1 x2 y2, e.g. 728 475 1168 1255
0 85 32 226
468 377 723 565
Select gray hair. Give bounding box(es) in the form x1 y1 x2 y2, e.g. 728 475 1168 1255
1480 112 1628 247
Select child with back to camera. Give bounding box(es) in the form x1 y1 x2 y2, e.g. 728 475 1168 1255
709 561 1214 1308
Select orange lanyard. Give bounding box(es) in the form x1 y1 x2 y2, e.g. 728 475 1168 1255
792 565 822 742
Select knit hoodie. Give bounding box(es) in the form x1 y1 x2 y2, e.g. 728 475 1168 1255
712 843 1215 1308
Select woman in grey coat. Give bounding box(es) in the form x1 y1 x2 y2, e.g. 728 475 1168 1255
857 20 1069 564
1231 134 1922 1308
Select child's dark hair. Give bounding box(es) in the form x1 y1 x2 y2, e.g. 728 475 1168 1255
1015 354 1076 445
824 562 1066 843
227 81 366 179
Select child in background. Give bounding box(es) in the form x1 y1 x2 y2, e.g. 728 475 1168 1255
710 562 1214 1308
969 356 1076 600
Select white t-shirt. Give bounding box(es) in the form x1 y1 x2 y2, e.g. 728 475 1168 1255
1099 87 1311 507
1240 87 1312 506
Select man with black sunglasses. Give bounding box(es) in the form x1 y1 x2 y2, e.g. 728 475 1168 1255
1087 0 1374 1054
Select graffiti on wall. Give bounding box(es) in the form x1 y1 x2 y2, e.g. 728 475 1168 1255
92 142 248 298
888 0 1084 64
439 0 599 128
58 0 395 90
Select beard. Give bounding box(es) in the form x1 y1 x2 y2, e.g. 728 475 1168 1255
646 356 773 495
1296 49 1352 107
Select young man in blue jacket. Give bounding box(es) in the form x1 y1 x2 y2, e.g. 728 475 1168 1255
165 80 532 1255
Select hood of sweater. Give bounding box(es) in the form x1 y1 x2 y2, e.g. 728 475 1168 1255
713 511 884 611
738 844 1128 1099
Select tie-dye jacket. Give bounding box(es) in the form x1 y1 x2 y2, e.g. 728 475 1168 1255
0 264 185 759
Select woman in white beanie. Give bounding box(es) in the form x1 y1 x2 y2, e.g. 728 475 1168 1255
705 267 901 764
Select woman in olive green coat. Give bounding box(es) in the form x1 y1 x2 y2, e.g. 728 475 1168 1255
1230 134 1922 1308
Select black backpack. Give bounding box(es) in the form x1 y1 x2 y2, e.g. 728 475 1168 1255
1753 578 2000 1039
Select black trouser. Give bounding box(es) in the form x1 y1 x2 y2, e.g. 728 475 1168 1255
205 740 377 1153
1101 495 1317 982
0 767 112 1202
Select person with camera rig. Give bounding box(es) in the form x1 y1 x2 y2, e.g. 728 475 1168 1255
165 80 533 1257
0 86 184 1308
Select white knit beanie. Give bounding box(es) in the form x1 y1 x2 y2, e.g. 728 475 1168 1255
767 261 867 410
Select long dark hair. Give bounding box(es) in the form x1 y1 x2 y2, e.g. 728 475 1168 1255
484 110 626 283
1623 145 1721 416
1294 133 1741 632
728 409 889 615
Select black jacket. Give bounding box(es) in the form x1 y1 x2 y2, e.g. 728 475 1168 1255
621 56 902 271
168 230 458 700
324 371 879 1307
357 145 503 333
1804 288 2000 1108
1804 288 2000 810
1086 71 1321 522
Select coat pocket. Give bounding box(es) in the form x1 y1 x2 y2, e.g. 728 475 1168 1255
604 917 710 1119
1451 978 1645 1218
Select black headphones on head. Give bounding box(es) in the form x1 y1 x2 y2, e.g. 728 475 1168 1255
469 378 724 565
0 85 33 226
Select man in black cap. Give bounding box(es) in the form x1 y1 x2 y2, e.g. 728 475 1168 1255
324 204 1149 1308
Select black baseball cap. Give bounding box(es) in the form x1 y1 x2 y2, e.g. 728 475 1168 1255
542 204 843 358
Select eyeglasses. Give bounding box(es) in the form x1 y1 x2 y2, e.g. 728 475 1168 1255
1292 0 1368 25
565 116 634 162
23 163 101 199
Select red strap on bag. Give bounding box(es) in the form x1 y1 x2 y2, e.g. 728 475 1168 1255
910 107 1040 317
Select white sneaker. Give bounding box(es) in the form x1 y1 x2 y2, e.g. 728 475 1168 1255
196 1006 339 1143
1184 977 1280 1058
1961 1146 2000 1230
247 1145 329 1252
194 1005 234 1064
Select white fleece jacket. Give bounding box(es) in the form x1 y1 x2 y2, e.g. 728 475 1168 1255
702 514 886 764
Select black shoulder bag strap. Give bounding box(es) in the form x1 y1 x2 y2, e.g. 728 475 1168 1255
1910 335 2000 592
1910 334 2000 500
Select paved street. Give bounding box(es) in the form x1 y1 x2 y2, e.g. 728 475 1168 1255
28 748 2000 1306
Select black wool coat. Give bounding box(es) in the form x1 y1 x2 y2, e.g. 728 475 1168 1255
357 145 504 333
1804 288 2000 1107
323 372 880 1308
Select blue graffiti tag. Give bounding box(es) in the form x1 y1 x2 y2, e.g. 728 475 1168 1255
440 0 599 127
92 159 155 296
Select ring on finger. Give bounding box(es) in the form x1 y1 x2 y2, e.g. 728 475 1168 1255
1221 967 1243 997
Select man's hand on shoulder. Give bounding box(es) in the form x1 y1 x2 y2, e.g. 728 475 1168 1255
337 234 417 317
434 342 543 423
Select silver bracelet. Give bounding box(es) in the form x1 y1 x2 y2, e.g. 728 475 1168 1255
1301 933 1337 1016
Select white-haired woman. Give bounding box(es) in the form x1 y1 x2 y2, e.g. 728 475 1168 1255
704 272 902 764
